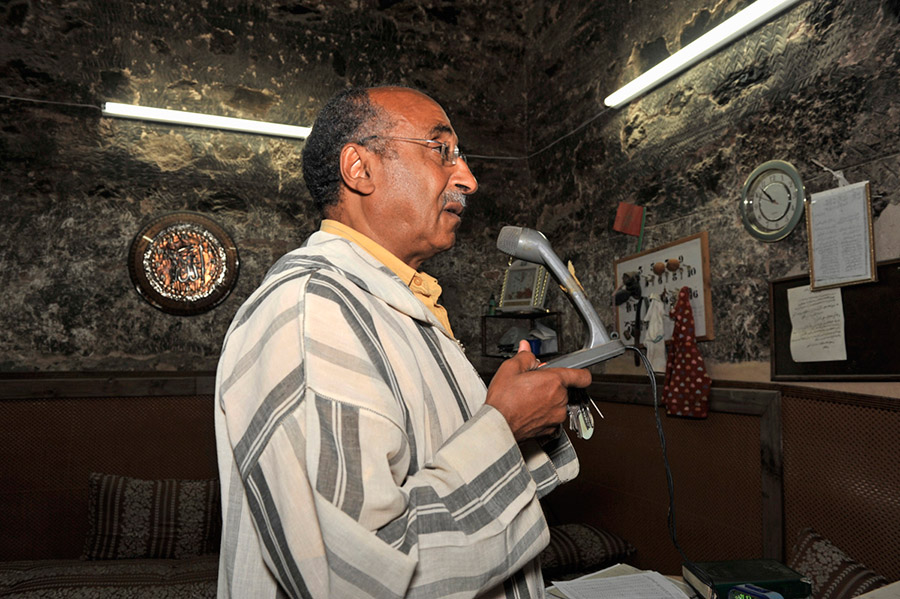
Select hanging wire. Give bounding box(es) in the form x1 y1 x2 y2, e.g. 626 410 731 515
0 94 100 112
805 150 900 185
3 92 900 183
467 106 613 162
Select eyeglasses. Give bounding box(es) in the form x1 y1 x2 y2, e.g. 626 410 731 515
359 135 466 166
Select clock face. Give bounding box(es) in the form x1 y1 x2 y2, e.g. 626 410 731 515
740 160 806 241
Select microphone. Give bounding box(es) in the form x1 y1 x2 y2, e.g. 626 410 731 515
496 226 625 369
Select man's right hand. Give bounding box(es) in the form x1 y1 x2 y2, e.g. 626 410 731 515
485 340 593 441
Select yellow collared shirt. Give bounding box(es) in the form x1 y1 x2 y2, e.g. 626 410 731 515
320 220 454 337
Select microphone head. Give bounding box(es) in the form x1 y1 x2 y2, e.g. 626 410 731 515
497 225 614 351
496 226 549 264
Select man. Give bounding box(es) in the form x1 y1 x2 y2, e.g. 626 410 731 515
215 86 592 598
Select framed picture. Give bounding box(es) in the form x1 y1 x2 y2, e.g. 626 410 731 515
498 260 550 312
805 181 877 290
614 231 713 346
128 211 240 315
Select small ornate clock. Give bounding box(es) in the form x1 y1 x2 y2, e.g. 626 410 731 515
740 160 806 241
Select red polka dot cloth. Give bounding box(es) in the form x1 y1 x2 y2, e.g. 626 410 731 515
662 286 711 418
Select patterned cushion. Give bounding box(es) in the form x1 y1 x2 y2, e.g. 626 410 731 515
82 473 221 560
788 528 888 599
539 523 635 579
0 556 217 598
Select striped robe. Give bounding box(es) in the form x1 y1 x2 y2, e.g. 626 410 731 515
215 231 579 598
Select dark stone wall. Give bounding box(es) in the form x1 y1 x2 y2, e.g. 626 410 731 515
0 0 530 371
1 0 897 383
523 0 900 379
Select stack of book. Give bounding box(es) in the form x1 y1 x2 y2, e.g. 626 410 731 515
682 560 812 599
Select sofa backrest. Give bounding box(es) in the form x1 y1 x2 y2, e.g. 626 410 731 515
541 377 900 583
0 374 217 560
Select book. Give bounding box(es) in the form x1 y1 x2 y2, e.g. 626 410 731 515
613 202 644 236
547 563 693 599
682 560 812 599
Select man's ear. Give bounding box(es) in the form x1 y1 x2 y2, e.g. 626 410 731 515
339 144 376 196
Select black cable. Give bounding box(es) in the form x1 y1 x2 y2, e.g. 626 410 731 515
624 345 715 592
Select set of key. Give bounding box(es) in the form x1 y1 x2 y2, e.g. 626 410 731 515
566 387 602 440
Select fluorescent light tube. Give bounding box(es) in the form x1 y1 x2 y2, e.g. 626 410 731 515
603 0 803 108
102 102 311 139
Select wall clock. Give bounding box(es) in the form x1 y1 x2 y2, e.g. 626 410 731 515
740 160 806 241
128 212 239 315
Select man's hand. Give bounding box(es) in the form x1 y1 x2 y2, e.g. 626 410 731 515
485 340 593 441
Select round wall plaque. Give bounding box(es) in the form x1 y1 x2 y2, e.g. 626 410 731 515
128 212 239 315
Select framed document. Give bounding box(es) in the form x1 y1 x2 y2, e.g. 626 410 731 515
805 181 877 290
769 260 900 381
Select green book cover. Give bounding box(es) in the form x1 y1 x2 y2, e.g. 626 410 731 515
682 559 812 599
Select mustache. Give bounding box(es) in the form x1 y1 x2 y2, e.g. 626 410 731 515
441 191 467 210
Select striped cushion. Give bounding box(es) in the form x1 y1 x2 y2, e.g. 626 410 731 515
82 473 221 560
539 523 635 579
788 528 888 599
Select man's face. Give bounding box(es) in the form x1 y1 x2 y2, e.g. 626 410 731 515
366 88 478 270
